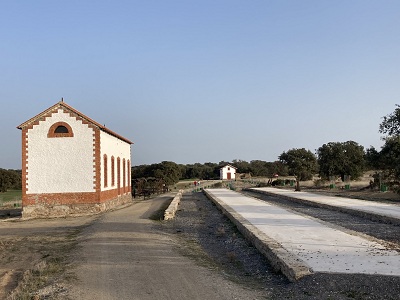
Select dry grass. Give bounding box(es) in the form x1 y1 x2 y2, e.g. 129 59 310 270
0 214 94 298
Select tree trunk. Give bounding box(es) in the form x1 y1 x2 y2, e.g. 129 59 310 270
295 179 301 191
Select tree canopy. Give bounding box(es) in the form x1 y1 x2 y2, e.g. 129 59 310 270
378 136 400 182
379 104 400 138
132 159 289 183
131 161 181 186
279 148 318 191
317 141 365 181
368 105 400 188
0 169 22 192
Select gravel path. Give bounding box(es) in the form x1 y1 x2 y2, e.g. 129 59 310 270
67 195 267 300
160 190 400 300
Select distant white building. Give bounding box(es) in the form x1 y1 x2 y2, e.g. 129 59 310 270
17 100 133 218
220 164 237 180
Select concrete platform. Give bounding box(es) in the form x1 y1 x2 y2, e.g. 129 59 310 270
249 187 400 225
204 188 400 281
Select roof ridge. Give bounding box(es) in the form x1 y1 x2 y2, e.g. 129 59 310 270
17 100 133 144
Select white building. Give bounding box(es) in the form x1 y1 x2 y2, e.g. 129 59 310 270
220 164 237 180
17 100 133 218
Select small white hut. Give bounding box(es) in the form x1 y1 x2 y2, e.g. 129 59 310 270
220 164 237 180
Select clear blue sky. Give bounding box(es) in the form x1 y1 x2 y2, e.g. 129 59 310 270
1 1 399 169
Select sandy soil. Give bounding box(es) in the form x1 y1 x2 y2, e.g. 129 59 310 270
0 215 97 299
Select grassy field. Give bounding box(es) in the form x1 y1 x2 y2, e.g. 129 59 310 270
0 190 22 206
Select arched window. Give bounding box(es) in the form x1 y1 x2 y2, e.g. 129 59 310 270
104 154 108 188
111 156 115 187
55 125 69 133
48 122 74 138
117 157 121 194
123 158 126 191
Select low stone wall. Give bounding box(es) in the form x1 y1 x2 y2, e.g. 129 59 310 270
22 194 133 219
164 190 183 220
203 189 312 282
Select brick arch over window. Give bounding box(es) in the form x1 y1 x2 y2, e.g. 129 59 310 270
47 122 74 138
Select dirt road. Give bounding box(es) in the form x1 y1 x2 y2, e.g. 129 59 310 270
67 194 264 300
0 213 96 299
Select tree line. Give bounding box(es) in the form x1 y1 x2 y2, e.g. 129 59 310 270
0 169 22 193
132 160 289 182
132 104 400 192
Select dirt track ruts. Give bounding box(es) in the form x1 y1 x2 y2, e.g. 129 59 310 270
66 193 266 300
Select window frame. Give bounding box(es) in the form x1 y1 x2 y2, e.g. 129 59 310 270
47 122 74 138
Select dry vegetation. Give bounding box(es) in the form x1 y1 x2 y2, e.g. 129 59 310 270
0 216 96 299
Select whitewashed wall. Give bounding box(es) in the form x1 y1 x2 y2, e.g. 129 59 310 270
220 165 236 180
100 131 131 191
26 109 95 194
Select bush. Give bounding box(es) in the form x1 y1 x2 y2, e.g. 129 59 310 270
271 179 284 186
211 182 223 188
314 179 327 187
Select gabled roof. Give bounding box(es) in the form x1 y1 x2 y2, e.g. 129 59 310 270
220 164 237 170
17 100 133 144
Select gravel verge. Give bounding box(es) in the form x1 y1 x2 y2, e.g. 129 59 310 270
159 190 400 300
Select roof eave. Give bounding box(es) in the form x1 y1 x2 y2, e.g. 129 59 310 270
17 101 134 144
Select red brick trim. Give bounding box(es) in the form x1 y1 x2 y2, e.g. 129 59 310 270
94 128 101 201
21 129 28 204
22 192 132 218
100 188 131 202
24 192 98 205
23 188 131 206
99 188 119 202
18 101 133 144
47 121 74 138
19 106 97 132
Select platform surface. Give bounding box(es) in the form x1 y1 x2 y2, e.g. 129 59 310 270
251 187 400 221
206 189 400 276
